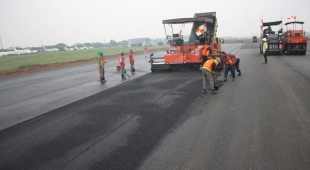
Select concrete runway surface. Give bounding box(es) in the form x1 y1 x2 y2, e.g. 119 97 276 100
0 43 310 170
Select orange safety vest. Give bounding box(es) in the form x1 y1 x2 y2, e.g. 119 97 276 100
201 46 210 56
225 54 235 66
202 59 216 72
118 55 125 67
129 54 134 64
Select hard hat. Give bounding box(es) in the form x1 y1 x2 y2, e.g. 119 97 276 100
262 38 266 41
98 51 103 56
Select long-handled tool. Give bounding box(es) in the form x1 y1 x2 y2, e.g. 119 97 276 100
212 73 219 90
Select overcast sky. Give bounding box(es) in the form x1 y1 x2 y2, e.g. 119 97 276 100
1 0 309 48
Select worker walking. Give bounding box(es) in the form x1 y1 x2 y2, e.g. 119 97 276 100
221 51 236 81
144 46 148 58
262 38 268 64
97 51 107 83
202 58 221 94
118 51 126 80
129 50 135 74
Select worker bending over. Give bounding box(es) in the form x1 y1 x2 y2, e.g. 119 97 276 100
202 58 221 94
221 51 236 81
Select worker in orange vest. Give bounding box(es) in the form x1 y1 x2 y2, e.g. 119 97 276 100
221 51 236 81
129 50 135 74
118 51 126 80
200 46 212 69
202 58 221 94
144 46 148 58
97 51 107 83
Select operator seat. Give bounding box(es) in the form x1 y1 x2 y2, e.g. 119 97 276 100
172 34 184 46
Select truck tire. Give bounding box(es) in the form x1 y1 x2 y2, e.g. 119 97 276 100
302 50 306 55
279 50 283 55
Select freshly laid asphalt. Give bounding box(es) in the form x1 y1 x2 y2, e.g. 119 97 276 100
0 43 310 170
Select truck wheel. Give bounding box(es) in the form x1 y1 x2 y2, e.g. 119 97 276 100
279 50 283 55
302 50 306 55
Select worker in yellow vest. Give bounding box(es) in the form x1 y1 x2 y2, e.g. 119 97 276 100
202 58 221 94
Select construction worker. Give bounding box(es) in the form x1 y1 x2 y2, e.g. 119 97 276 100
97 51 107 83
118 51 126 80
129 50 135 74
144 46 148 58
262 38 268 64
202 58 221 94
229 55 241 76
201 46 212 63
200 46 212 69
221 51 236 81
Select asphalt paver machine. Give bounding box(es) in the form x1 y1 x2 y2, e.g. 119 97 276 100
150 12 222 72
260 20 283 55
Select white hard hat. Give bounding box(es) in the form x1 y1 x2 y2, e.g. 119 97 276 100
262 38 266 41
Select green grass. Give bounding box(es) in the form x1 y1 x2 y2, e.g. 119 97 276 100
0 45 168 73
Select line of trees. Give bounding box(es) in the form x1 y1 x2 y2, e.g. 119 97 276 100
26 40 129 51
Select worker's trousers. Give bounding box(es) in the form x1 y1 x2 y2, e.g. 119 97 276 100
235 58 241 74
224 65 236 78
202 69 215 91
98 66 105 79
130 63 135 72
120 67 126 78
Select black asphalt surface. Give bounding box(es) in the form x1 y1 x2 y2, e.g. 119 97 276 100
0 43 310 170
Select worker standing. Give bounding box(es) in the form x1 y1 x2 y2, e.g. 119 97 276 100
202 58 221 94
262 38 268 64
129 50 135 74
118 51 126 80
97 51 107 83
144 46 148 58
200 46 212 69
221 51 236 81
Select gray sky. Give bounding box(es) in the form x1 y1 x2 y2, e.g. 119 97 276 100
1 0 309 48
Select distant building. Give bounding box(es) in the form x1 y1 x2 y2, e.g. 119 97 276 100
128 38 153 46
